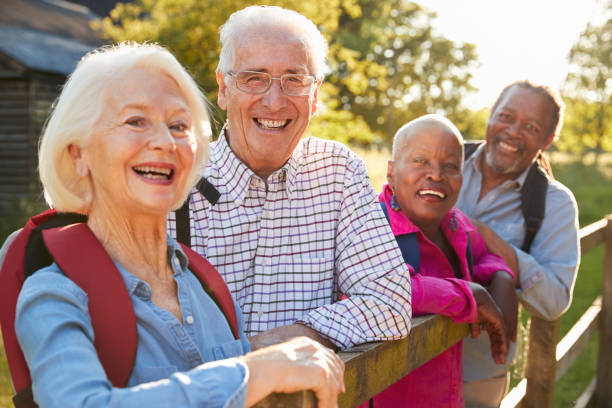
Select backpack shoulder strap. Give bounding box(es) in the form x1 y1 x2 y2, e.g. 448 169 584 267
379 202 420 273
0 209 60 399
42 223 137 388
179 243 239 340
464 140 484 160
520 158 550 253
175 177 221 246
465 233 474 278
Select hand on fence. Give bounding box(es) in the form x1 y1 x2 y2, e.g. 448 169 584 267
242 336 345 408
488 270 519 342
467 281 509 364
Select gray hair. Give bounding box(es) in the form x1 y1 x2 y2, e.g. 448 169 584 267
39 42 211 213
216 5 329 79
392 114 464 161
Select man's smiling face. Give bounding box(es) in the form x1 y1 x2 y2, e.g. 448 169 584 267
484 85 555 178
216 28 320 179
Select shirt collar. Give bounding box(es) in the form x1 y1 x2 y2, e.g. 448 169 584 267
468 142 531 191
212 126 303 204
380 183 471 240
211 128 256 207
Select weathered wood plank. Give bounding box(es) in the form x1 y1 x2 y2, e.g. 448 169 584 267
596 215 612 407
580 218 608 256
555 297 601 381
524 317 559 408
337 314 469 407
501 378 526 408
575 376 597 408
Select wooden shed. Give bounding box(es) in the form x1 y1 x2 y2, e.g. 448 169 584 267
0 0 101 207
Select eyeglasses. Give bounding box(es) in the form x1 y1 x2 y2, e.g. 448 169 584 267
227 71 317 96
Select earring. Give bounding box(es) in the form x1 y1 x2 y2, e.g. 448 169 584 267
390 194 401 211
449 210 458 231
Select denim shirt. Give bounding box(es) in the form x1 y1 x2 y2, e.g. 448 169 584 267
16 237 251 408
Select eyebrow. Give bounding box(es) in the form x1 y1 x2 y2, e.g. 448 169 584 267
242 68 307 75
118 103 190 116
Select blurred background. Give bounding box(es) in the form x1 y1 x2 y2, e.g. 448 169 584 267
0 1 610 406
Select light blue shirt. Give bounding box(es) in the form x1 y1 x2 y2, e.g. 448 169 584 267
16 237 251 407
457 145 580 380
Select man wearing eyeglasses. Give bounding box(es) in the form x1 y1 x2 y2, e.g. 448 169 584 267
169 5 412 352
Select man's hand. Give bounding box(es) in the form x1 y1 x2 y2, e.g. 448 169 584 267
249 323 339 351
488 270 519 342
467 281 509 364
471 218 520 286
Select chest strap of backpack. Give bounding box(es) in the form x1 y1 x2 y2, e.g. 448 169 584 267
379 201 473 278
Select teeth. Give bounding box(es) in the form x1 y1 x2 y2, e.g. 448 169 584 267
418 189 445 198
133 166 173 179
257 119 287 129
499 141 519 152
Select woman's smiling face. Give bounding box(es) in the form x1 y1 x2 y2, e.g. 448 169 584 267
387 122 463 232
72 67 197 217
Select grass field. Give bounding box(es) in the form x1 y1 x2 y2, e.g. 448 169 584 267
1 150 611 407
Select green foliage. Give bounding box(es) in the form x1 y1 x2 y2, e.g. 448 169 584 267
558 96 612 154
326 0 478 140
561 1 611 154
94 0 478 145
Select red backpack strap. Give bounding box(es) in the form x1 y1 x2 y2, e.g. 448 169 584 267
0 208 58 397
179 244 240 340
42 223 137 388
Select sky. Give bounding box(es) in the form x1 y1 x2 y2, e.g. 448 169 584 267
416 0 606 110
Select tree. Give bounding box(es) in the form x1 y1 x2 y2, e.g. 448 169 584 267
327 0 479 141
561 0 611 155
95 0 479 145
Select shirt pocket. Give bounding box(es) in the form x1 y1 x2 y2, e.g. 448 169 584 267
130 365 177 384
212 338 247 360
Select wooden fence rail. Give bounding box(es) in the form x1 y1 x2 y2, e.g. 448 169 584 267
254 215 612 408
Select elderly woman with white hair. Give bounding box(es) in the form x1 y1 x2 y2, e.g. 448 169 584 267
12 43 344 408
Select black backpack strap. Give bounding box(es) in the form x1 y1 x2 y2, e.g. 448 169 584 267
465 233 474 278
379 202 420 273
175 177 220 246
464 140 484 160
520 161 550 253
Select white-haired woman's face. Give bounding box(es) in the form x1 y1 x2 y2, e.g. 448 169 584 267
70 66 197 217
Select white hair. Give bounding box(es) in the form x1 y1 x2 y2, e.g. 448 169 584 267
392 114 464 161
216 5 329 79
39 42 211 213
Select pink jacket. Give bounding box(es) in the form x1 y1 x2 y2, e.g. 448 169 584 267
369 184 513 407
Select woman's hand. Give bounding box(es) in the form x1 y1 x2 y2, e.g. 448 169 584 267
488 270 519 343
242 336 345 408
467 282 509 364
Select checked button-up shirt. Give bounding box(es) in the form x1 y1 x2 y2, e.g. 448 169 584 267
168 132 412 349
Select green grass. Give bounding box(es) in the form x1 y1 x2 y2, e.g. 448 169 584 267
1 151 610 407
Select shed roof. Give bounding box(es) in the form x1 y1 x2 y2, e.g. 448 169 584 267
0 25 96 75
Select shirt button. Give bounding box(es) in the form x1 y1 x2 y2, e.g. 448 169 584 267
261 258 267 266
257 310 263 318
173 257 180 267
186 315 194 325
